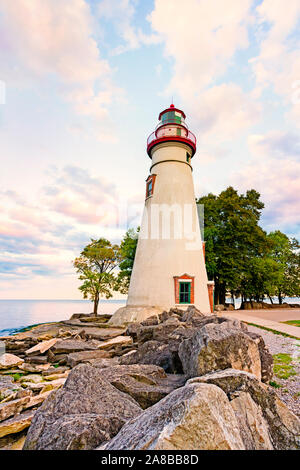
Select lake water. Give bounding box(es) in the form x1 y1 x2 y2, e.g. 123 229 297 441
0 299 126 336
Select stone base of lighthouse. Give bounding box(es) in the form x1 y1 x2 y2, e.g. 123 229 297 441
109 305 165 326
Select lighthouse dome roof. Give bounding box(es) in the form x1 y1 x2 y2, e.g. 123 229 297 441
158 104 186 120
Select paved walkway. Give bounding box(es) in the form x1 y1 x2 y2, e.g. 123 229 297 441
221 308 300 339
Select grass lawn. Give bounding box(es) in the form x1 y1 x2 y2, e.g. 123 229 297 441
281 320 300 327
273 353 297 380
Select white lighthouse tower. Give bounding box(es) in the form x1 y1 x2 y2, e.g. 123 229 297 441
111 104 213 325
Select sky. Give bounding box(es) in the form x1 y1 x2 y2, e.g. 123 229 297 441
0 0 299 299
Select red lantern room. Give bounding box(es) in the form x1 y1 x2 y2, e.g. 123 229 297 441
147 103 196 158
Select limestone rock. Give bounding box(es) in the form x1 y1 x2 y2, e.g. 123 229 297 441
158 310 174 323
140 316 159 326
22 377 66 392
24 356 49 364
66 350 112 368
245 331 273 383
83 327 126 341
19 374 44 384
43 371 69 381
125 323 140 341
98 335 132 350
19 362 51 373
51 339 101 354
0 353 24 370
42 366 69 376
181 305 205 323
0 396 30 422
0 377 31 403
0 375 21 400
79 314 112 323
120 340 182 374
0 431 27 450
24 391 53 409
25 338 57 356
98 364 186 409
178 322 261 380
187 369 300 450
83 357 119 368
40 378 66 393
23 364 142 450
131 317 182 346
0 410 35 438
230 391 273 449
104 383 245 450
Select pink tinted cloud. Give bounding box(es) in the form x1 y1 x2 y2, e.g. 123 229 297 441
232 131 300 232
44 165 119 226
0 0 123 138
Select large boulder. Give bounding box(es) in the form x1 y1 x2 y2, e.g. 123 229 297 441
188 369 300 450
97 364 186 409
23 364 142 450
103 383 245 450
178 322 261 380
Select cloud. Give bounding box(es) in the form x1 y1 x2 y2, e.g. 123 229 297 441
193 83 261 141
149 0 252 94
251 0 300 126
97 0 160 54
148 0 261 140
248 131 300 159
0 164 127 287
0 0 123 138
232 130 300 236
44 165 119 225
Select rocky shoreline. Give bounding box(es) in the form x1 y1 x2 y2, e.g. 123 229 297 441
0 307 299 450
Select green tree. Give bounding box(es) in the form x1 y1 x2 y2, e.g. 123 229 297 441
238 256 282 304
266 231 300 303
117 227 139 293
197 187 269 305
73 238 122 315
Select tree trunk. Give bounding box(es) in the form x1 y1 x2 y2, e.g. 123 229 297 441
214 278 220 305
267 294 273 304
278 292 282 305
231 291 235 309
93 293 99 315
219 282 226 305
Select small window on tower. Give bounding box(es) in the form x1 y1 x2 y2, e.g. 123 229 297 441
186 152 191 163
147 179 153 197
179 282 191 304
145 174 156 199
174 274 195 305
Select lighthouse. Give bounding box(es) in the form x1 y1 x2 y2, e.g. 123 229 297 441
111 104 213 325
